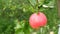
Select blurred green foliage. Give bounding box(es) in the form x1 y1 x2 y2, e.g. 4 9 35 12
0 0 58 34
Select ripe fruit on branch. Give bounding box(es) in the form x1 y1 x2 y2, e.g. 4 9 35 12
29 12 47 29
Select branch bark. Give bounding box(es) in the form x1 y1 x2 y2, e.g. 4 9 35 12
57 0 60 18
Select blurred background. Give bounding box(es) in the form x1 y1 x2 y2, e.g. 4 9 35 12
0 0 59 34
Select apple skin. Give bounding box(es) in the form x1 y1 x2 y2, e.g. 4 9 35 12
29 12 47 29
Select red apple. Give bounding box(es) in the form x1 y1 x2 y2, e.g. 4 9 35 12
29 12 47 29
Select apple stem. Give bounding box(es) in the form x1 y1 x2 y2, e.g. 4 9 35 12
35 0 40 14
36 0 40 13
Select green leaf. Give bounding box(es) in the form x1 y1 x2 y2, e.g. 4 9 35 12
29 0 36 6
38 0 45 6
